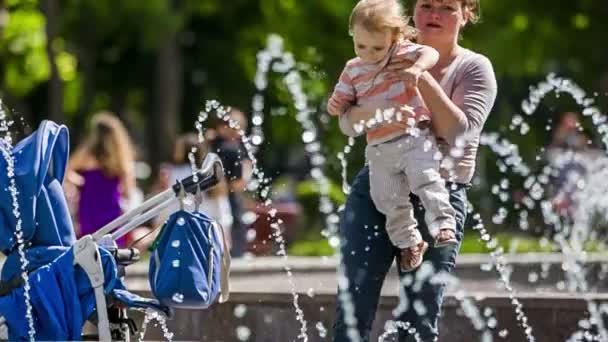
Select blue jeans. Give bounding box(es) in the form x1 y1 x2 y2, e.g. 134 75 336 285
333 166 468 342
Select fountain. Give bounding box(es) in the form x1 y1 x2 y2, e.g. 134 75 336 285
2 33 608 341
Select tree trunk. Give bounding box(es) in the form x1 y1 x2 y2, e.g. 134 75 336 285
41 0 64 123
147 32 182 177
71 47 96 145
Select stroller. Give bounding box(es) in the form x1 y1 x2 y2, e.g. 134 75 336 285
0 120 230 341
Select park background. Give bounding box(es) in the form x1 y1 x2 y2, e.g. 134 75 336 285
1 0 607 255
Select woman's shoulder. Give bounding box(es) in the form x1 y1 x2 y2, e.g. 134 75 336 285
449 48 497 92
457 48 495 75
72 150 101 171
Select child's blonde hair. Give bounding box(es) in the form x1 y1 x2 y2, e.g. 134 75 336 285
349 0 416 41
86 111 135 185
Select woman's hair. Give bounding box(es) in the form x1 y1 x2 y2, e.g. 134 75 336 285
173 133 207 166
86 111 135 183
349 0 416 41
458 0 480 24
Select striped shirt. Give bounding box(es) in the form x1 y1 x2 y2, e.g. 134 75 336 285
328 40 429 145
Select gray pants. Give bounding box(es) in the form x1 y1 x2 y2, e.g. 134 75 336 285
366 132 457 249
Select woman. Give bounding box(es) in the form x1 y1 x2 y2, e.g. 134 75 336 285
333 0 497 341
66 112 136 247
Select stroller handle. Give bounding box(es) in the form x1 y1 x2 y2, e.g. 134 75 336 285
92 153 224 242
172 152 224 195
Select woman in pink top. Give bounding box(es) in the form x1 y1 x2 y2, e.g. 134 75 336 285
333 0 497 341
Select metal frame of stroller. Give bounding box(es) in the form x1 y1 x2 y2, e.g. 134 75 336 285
1 152 224 341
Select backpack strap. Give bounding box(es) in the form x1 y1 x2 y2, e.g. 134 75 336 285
213 221 231 303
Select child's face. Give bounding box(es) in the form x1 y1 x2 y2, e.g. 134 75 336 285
352 25 396 64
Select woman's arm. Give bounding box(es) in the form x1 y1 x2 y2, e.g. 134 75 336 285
120 167 136 199
66 147 90 186
408 46 439 76
388 55 497 143
417 71 469 141
430 56 498 142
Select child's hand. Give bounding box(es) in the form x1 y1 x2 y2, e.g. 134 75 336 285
402 65 424 88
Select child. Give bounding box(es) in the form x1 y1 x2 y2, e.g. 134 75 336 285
328 0 457 271
66 111 137 247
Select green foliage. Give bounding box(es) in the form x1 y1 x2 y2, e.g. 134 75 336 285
1 0 607 244
0 7 48 96
288 231 606 257
459 232 604 254
296 179 346 205
288 238 334 257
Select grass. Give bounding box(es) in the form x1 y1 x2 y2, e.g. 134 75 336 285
288 231 604 256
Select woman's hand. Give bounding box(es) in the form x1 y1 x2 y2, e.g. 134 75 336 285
386 53 416 70
384 54 416 83
401 65 424 88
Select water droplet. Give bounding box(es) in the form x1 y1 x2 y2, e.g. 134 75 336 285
487 317 497 328
177 217 186 226
236 326 251 341
316 321 327 338
246 229 257 242
172 293 184 303
172 259 180 268
171 240 180 248
252 135 263 146
234 304 248 318
423 139 433 152
329 236 340 248
241 211 258 225
302 131 316 143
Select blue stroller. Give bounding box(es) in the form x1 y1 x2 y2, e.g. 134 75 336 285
0 120 230 341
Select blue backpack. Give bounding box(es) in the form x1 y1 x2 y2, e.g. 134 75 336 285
149 210 230 309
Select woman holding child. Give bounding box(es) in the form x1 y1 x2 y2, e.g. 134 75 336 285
332 0 497 341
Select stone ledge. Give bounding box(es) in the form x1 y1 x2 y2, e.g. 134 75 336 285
135 291 608 342
127 253 608 275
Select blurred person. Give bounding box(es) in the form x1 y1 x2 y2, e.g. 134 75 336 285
210 108 253 257
327 0 458 273
550 111 588 150
65 111 136 247
154 133 234 246
546 112 591 222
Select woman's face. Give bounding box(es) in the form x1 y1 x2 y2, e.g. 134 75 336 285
414 0 469 43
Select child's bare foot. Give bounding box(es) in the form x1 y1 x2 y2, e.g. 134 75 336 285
434 228 458 248
400 241 429 272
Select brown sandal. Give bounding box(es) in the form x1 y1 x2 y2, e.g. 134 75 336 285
400 241 429 272
434 228 458 248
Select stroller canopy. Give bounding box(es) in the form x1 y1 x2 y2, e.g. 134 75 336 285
0 121 76 280
0 245 168 340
